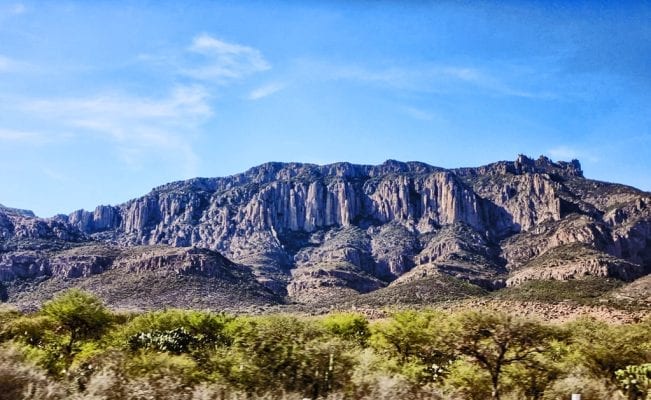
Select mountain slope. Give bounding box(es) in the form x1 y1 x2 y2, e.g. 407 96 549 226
1 155 649 309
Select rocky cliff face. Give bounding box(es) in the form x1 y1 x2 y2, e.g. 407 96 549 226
1 155 650 307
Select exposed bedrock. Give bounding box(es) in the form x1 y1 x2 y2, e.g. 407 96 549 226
0 155 647 304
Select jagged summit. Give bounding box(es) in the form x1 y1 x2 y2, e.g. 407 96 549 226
148 155 584 197
1 155 649 309
454 154 583 179
151 159 444 195
0 204 36 218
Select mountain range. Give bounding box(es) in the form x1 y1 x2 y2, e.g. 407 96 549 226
1 154 649 312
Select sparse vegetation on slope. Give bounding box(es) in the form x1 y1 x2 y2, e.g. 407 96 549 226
1 290 649 400
493 277 625 305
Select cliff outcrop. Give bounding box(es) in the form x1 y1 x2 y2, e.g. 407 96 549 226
1 155 649 308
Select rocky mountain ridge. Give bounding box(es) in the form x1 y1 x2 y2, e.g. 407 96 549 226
1 155 649 309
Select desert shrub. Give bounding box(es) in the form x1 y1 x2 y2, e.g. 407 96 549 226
566 318 651 385
615 363 651 400
126 350 204 385
0 345 65 400
543 374 624 400
74 370 194 400
215 314 358 398
128 327 196 354
370 310 454 385
4 315 71 373
3 314 57 346
348 347 447 400
4 301 651 399
17 344 66 377
6 290 114 375
443 358 494 400
41 289 112 358
67 343 126 392
117 309 232 349
288 336 358 398
503 339 569 400
0 304 20 338
320 312 370 346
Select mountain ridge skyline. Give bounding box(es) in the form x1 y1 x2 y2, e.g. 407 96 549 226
2 153 648 310
12 153 647 219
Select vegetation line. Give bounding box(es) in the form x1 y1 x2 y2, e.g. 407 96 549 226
0 289 649 400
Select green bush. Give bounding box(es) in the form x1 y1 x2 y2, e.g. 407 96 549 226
128 327 196 354
443 359 493 400
41 289 112 358
370 310 454 385
4 314 57 346
0 345 65 400
567 318 651 385
0 302 649 400
320 312 370 346
616 363 651 400
116 309 232 348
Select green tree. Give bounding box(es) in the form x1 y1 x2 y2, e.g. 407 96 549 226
320 312 370 346
40 289 112 359
370 310 454 385
505 340 567 400
567 318 651 386
218 315 356 399
450 311 558 400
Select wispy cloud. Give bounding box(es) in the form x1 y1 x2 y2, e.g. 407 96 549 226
298 59 553 99
42 168 69 182
0 55 18 72
11 3 25 14
16 86 210 174
27 85 212 126
1 33 272 176
0 128 50 144
1 3 25 16
182 34 270 82
248 82 284 100
402 106 434 121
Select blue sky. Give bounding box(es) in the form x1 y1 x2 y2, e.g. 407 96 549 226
0 1 650 217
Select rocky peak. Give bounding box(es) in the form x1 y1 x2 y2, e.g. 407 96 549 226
454 155 583 180
2 154 645 308
68 205 121 233
0 207 87 247
367 160 432 176
515 154 583 178
0 204 36 218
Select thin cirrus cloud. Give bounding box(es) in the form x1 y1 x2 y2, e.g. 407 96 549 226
11 3 25 14
401 106 434 121
2 34 272 175
181 34 271 82
25 85 213 125
42 167 69 183
16 86 212 174
247 82 285 100
298 59 553 99
0 3 25 16
0 128 51 144
0 55 18 72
